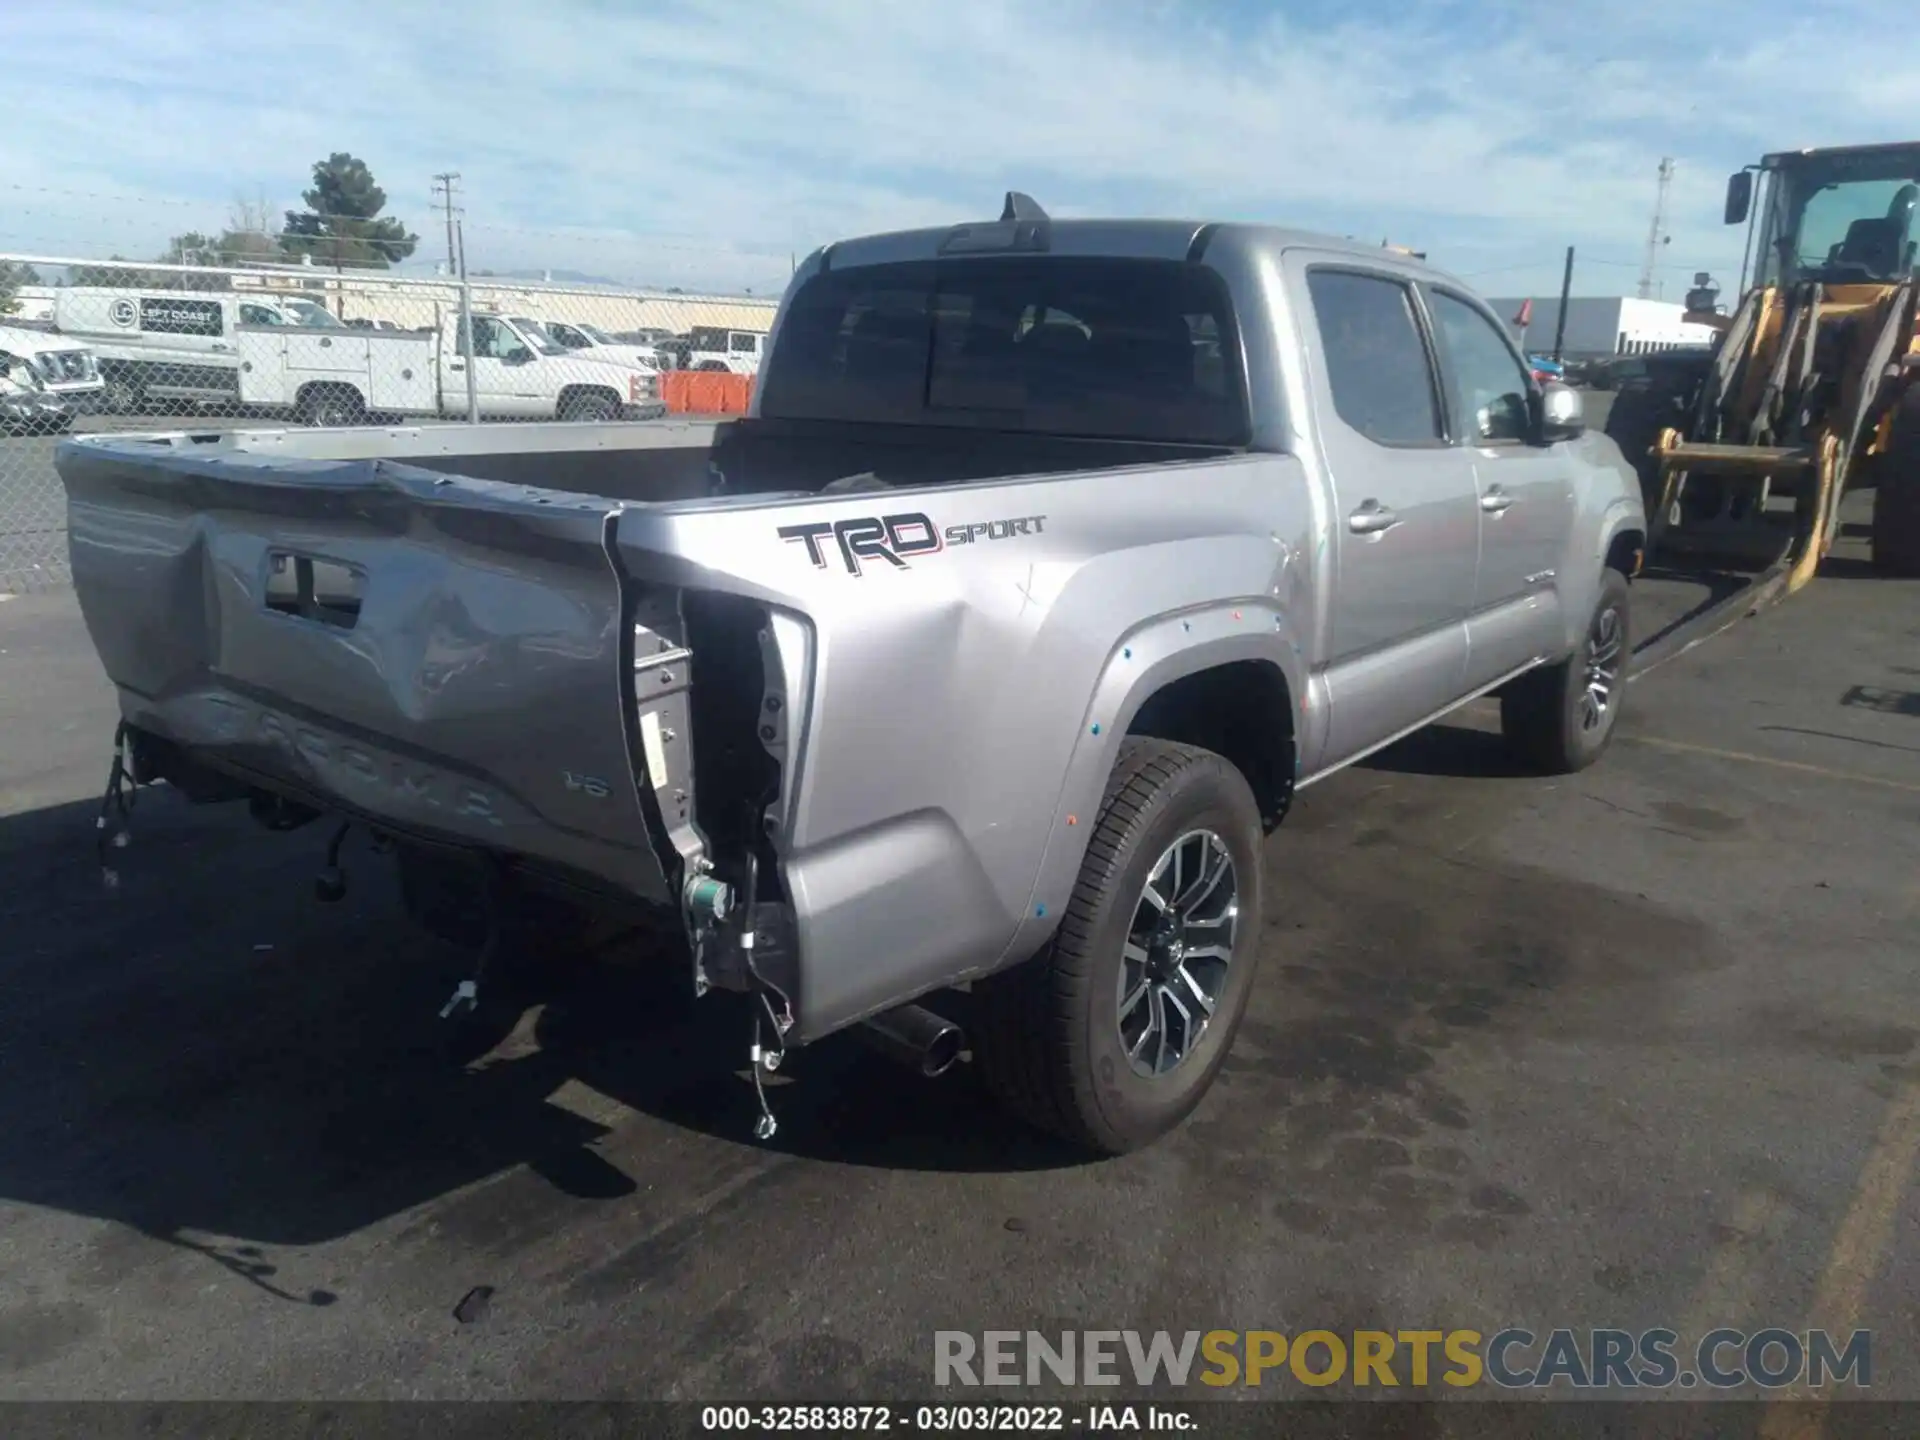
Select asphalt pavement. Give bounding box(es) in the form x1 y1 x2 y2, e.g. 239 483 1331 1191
1 504 1917 1426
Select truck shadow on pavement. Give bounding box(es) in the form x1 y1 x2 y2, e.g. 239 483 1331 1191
0 791 1086 1263
0 751 1731 1272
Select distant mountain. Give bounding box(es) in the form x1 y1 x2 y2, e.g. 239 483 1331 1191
484 267 627 287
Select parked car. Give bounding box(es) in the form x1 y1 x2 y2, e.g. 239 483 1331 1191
0 322 105 411
0 352 73 435
1526 354 1566 386
512 316 661 372
685 325 766 374
54 195 1646 1154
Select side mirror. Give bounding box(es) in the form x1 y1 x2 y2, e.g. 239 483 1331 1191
1539 382 1585 442
506 347 534 364
1724 171 1753 226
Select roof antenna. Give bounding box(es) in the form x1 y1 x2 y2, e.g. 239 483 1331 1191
1001 191 1049 223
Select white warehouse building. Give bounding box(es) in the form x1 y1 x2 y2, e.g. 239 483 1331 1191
1486 296 1719 359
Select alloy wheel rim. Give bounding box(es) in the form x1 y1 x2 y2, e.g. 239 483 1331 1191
1580 605 1625 733
1116 829 1239 1078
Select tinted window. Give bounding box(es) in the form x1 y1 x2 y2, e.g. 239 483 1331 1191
139 297 224 337
1305 270 1440 445
1429 290 1533 442
758 257 1249 446
459 316 525 359
239 304 283 326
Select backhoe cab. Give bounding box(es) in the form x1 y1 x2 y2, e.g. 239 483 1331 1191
1607 141 1920 583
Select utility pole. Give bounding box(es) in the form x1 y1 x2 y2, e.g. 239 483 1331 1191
432 172 462 278
456 216 479 425
1552 246 1575 363
1638 157 1673 301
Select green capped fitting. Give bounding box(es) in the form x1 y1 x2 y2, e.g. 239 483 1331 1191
686 873 734 924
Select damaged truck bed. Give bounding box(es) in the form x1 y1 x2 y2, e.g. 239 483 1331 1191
57 197 1647 1153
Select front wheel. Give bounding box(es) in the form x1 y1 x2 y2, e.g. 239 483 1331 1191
1501 568 1632 774
101 373 145 416
970 738 1265 1155
560 391 618 422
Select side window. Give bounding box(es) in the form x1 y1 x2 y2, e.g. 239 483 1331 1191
1305 270 1441 446
1429 291 1533 443
551 324 584 348
730 332 758 353
239 304 282 326
471 317 513 358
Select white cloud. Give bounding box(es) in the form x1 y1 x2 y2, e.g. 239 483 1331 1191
0 0 1912 298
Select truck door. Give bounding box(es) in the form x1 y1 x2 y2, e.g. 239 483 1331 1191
1422 286 1574 687
1292 259 1481 762
457 315 543 417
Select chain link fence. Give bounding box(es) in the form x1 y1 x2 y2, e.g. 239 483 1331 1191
0 254 780 594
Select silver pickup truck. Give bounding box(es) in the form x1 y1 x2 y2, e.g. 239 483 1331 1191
57 195 1647 1153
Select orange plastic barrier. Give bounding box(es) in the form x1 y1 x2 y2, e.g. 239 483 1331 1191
661 371 754 414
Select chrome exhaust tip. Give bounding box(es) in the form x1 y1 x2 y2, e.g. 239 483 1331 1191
856 1002 965 1078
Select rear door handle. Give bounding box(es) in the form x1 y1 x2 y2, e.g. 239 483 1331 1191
1348 500 1400 536
1480 487 1515 514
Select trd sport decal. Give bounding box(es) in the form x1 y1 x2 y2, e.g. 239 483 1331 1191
777 512 1047 576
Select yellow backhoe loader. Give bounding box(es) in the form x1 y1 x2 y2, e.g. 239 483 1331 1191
1605 141 1920 592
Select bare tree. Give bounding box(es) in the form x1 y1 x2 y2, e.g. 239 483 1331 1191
228 189 277 239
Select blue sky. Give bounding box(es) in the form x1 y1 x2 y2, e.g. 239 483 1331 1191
1 0 1911 299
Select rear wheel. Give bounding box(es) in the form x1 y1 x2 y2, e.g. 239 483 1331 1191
970 739 1265 1155
1501 568 1632 774
1870 387 1920 577
297 386 365 429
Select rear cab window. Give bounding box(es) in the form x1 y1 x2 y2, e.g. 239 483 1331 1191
757 256 1251 446
1303 268 1443 447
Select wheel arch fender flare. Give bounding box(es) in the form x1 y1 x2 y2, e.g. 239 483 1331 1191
985 600 1307 974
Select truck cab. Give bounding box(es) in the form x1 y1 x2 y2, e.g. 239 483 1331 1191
455 311 662 421
522 317 662 372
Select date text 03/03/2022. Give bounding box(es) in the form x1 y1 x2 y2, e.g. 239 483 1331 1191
700 1404 1192 1432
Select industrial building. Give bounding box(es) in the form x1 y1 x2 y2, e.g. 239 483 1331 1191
1486 295 1719 359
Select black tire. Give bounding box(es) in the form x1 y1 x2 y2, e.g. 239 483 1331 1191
560 390 618 422
1869 387 1920 577
970 738 1265 1155
1501 568 1632 774
101 372 145 417
298 387 364 429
